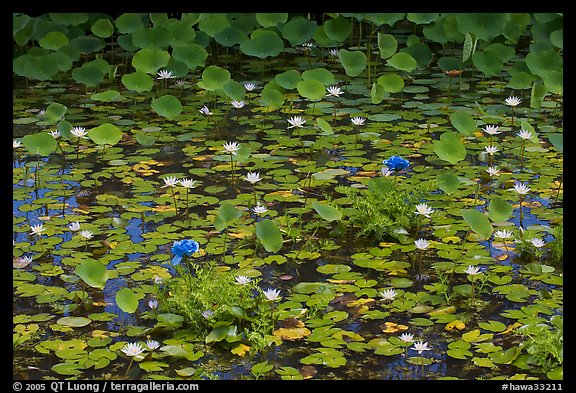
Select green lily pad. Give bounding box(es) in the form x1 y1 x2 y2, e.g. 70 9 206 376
57 316 92 328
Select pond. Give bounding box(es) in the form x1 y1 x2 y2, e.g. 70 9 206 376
13 13 563 381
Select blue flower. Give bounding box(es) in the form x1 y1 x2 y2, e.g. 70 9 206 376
383 156 410 171
171 239 200 265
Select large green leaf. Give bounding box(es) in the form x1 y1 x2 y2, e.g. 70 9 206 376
132 48 170 74
456 13 510 42
256 219 283 253
324 17 352 42
338 49 367 77
240 30 284 59
91 90 122 103
121 71 154 93
386 52 417 72
377 33 398 59
530 80 548 109
302 68 335 86
472 50 503 77
449 111 477 136
260 88 285 110
151 95 183 120
437 173 460 195
488 196 513 223
296 80 326 101
201 65 231 91
461 209 493 239
39 31 69 51
75 260 109 290
432 131 467 164
377 73 404 93
45 103 68 125
172 45 208 71
214 203 242 231
312 202 342 222
255 13 288 27
88 123 123 146
115 288 139 314
214 26 248 47
91 18 114 38
275 70 302 89
282 17 317 46
22 132 57 156
132 26 172 50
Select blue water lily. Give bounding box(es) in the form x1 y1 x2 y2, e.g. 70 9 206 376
171 239 200 265
383 156 410 171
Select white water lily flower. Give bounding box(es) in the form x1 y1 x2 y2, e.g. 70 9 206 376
513 182 530 195
231 100 246 109
49 130 61 139
79 230 93 240
287 116 306 129
505 95 522 107
245 172 262 184
530 238 546 248
179 178 196 189
173 79 186 88
29 224 46 236
379 288 397 301
13 140 22 148
146 340 160 351
243 82 257 91
411 341 431 354
263 288 281 301
329 48 339 57
415 203 434 218
483 125 501 135
161 176 179 188
71 127 88 138
399 333 414 343
517 130 533 140
414 238 430 250
121 342 146 357
485 166 500 177
494 230 514 239
381 167 393 177
68 222 81 232
351 116 366 126
223 141 240 155
148 299 159 309
199 105 213 115
464 265 481 275
235 275 252 285
484 145 499 155
326 86 344 97
156 69 174 80
252 204 268 215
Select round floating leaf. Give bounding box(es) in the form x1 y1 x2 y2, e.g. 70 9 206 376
297 80 326 101
282 17 317 46
407 13 439 24
472 50 503 77
13 54 60 81
437 173 460 195
377 33 398 59
45 103 68 125
275 70 302 90
75 260 109 290
317 264 351 274
550 29 563 49
70 36 104 54
201 65 231 91
400 43 432 68
432 131 467 165
386 52 417 72
214 202 242 231
51 363 84 376
389 277 414 288
508 71 537 90
456 13 509 42
437 56 463 72
547 134 563 153
377 73 404 93
240 30 284 59
223 80 246 102
449 111 477 136
547 367 563 380
338 49 367 77
22 132 57 156
214 26 248 47
312 202 342 222
302 68 335 86
121 71 154 93
132 26 171 50
57 316 92 328
255 13 288 27
49 13 89 26
461 209 493 239
151 94 183 120
91 90 122 102
292 282 335 295
198 14 230 37
71 64 105 87
39 31 69 51
115 13 145 34
256 219 283 253
115 288 139 314
132 48 170 74
324 17 352 42
172 44 208 71
88 123 123 146
91 18 114 38
260 88 285 110
488 196 513 223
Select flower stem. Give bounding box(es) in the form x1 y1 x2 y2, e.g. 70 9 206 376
222 228 228 264
170 187 178 216
125 357 134 378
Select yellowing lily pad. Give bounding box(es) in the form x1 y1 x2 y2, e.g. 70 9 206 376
56 317 92 328
381 322 409 333
273 327 311 340
231 343 251 356
445 320 466 331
